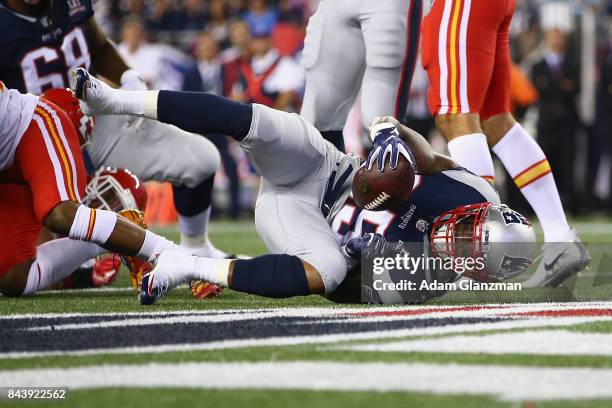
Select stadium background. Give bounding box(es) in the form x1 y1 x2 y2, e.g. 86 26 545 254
89 0 612 226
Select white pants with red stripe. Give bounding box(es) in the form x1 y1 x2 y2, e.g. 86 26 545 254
300 0 422 131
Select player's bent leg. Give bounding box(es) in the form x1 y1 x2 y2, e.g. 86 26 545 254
300 0 366 151
97 117 225 258
74 70 336 184
134 181 351 304
0 261 32 297
360 0 419 126
484 113 573 242
241 104 342 187
72 68 252 141
161 90 338 187
173 176 227 258
229 257 325 296
44 201 177 263
0 238 107 297
139 252 326 305
435 113 482 140
254 187 348 292
482 113 590 287
435 113 496 182
421 0 499 182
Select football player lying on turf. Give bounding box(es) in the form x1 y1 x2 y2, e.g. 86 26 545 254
72 68 536 305
0 82 182 297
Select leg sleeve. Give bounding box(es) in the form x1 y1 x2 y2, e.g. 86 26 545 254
254 183 348 293
90 117 220 188
241 104 342 188
300 0 366 131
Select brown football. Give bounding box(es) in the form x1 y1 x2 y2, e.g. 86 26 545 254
352 155 416 211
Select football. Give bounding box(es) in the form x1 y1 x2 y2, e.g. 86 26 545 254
352 154 416 211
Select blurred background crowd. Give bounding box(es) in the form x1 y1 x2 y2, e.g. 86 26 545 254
91 0 612 223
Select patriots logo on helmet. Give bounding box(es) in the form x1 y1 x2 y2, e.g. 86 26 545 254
501 208 531 226
497 254 533 280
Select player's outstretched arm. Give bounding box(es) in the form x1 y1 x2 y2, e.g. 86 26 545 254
370 116 457 174
72 68 253 142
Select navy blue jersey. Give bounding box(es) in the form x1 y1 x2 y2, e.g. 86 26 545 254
0 0 94 94
330 169 499 244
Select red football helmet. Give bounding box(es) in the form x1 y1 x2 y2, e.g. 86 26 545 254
40 88 94 146
84 167 148 212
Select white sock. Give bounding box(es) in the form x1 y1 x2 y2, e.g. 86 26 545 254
179 208 211 247
163 252 232 287
447 133 495 181
492 124 573 242
22 239 106 296
137 230 179 262
179 208 227 258
109 89 158 119
192 256 232 286
69 205 117 245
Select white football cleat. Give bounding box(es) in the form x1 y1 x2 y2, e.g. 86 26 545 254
139 250 181 305
523 237 591 288
71 68 118 115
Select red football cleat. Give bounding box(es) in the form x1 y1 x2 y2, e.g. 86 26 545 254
92 255 121 287
190 280 223 300
121 256 153 292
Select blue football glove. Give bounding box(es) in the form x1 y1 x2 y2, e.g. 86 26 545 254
365 124 416 172
343 233 406 262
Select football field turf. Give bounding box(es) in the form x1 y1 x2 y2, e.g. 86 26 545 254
2 220 612 407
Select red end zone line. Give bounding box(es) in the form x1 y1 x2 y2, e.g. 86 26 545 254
346 305 511 317
505 309 612 317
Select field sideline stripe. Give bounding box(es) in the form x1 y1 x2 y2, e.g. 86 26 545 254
345 329 612 356
3 301 612 320
21 303 612 332
3 361 612 400
42 286 134 294
3 315 612 360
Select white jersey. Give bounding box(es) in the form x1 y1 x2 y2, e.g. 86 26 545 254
0 83 38 171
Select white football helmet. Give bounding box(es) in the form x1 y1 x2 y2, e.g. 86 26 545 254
83 167 147 212
430 202 537 282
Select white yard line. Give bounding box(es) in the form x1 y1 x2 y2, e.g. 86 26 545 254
346 329 612 356
21 301 612 331
41 286 135 294
3 301 612 320
3 315 612 360
2 360 612 401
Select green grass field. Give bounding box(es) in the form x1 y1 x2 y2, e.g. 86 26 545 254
2 219 612 407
